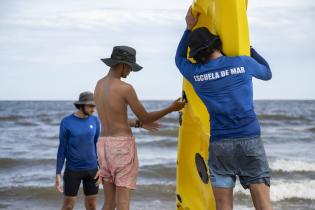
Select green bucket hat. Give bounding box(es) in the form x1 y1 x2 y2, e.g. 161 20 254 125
101 46 143 72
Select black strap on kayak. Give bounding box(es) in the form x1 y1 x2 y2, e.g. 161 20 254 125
178 91 187 126
182 90 188 103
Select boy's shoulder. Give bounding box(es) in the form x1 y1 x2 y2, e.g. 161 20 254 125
117 81 135 94
119 80 132 88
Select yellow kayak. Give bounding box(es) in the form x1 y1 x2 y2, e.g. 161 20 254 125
176 0 250 209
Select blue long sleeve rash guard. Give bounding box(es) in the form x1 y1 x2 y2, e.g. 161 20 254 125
56 114 100 174
175 30 272 141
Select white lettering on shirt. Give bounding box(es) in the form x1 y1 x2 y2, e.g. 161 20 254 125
193 66 245 82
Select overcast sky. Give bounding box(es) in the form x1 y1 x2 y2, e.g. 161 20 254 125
0 0 314 100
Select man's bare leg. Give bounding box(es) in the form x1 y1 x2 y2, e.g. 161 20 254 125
61 196 76 210
213 187 233 210
102 180 116 210
116 186 130 210
84 195 97 210
249 183 272 210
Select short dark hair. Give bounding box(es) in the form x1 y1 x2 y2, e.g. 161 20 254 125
193 39 222 64
74 104 85 110
113 63 130 70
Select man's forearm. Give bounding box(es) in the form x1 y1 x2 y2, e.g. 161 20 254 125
250 47 270 69
128 119 136 127
142 107 173 124
56 157 64 175
175 30 192 72
56 143 65 175
176 30 191 59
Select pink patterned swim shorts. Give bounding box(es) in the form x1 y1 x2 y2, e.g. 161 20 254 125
96 136 139 190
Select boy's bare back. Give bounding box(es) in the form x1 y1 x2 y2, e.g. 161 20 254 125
94 76 133 137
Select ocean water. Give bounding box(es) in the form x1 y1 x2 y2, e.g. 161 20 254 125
0 100 315 210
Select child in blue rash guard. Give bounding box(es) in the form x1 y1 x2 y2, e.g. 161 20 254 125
174 7 273 210
55 91 101 210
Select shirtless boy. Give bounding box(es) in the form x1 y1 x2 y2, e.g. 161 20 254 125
94 46 185 210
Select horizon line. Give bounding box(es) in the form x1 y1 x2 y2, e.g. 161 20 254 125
1 99 315 102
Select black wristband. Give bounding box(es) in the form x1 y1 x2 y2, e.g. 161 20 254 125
135 120 141 128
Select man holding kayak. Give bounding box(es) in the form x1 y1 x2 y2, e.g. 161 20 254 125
175 7 273 210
